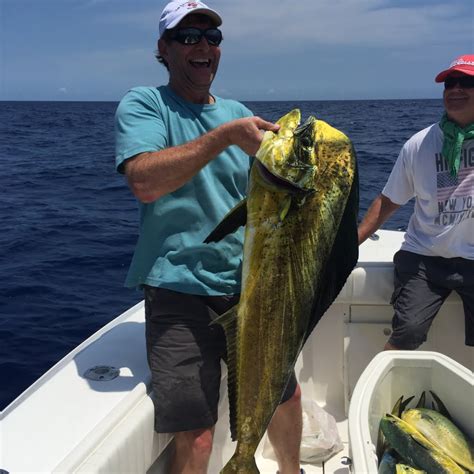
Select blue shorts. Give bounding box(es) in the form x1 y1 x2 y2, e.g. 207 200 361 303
144 287 298 433
388 250 474 349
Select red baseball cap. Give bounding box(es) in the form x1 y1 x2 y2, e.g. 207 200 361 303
435 54 474 82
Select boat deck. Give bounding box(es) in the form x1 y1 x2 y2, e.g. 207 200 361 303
210 373 350 474
1 230 471 473
147 381 352 473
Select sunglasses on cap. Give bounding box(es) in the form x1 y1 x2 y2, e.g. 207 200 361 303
169 27 223 46
444 75 474 90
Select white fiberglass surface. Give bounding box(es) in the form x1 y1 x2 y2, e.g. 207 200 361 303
1 302 149 472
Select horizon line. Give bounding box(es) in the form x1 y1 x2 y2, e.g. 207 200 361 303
0 96 442 103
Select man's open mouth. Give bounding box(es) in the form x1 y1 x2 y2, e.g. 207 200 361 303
190 59 211 68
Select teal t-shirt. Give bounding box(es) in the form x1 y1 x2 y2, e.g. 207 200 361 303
114 86 252 295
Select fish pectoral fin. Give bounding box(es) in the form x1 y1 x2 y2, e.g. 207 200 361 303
204 199 247 243
408 431 433 451
418 411 436 423
279 195 292 221
212 305 240 441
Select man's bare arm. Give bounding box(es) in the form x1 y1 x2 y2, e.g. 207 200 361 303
125 116 279 203
358 194 401 245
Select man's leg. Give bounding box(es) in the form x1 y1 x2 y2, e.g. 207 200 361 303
386 251 450 350
453 257 474 350
267 383 303 474
458 287 474 349
144 288 229 474
384 341 400 350
457 284 474 372
170 427 215 474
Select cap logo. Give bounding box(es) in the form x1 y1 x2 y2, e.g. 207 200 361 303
449 59 474 67
172 1 201 12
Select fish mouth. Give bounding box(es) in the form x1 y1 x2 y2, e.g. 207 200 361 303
256 160 313 193
294 115 316 137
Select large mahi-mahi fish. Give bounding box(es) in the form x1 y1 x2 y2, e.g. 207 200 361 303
205 109 359 473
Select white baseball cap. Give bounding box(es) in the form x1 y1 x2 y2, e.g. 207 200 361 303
159 1 222 38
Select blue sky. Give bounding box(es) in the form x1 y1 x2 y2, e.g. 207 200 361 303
0 0 472 101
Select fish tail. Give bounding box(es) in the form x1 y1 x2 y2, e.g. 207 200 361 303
220 452 259 474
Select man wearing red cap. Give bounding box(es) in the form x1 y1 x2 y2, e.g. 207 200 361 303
115 1 304 473
358 55 474 351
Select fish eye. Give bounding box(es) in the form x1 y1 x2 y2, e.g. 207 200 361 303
300 136 312 147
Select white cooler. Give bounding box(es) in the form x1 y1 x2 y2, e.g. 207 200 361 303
348 350 474 473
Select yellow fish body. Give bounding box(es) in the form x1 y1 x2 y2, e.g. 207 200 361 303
205 109 359 473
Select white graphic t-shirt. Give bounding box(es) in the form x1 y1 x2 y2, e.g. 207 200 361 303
383 123 474 259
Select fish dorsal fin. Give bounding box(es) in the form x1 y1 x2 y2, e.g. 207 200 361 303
429 390 452 420
416 391 426 408
391 396 404 417
211 305 239 440
305 159 359 339
204 199 247 244
409 430 432 450
400 395 415 415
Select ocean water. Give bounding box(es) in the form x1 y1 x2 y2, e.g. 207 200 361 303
0 99 444 410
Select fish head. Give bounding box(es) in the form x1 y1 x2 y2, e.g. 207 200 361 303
255 109 317 193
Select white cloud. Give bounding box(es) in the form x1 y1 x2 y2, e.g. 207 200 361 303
216 0 470 51
92 0 471 52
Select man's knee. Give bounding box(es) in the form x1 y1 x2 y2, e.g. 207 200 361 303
384 341 400 351
387 326 426 350
174 427 214 457
390 306 435 349
191 430 214 457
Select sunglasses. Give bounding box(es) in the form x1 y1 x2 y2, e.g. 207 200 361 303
170 27 223 46
444 75 474 90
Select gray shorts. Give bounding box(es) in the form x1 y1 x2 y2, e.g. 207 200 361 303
388 250 474 349
144 286 298 433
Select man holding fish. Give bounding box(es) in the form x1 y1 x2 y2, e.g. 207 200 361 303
114 1 305 473
358 55 474 352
